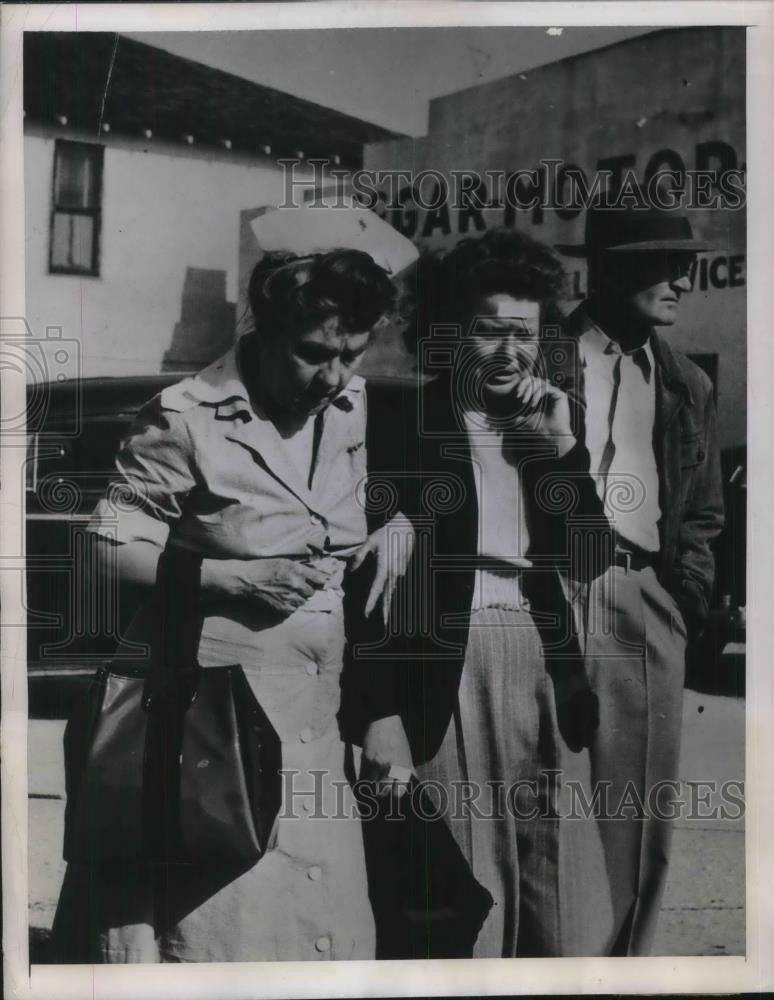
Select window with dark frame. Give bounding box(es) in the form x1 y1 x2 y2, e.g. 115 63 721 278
49 140 104 276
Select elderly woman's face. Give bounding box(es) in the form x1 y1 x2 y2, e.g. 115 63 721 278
257 315 371 418
460 293 542 404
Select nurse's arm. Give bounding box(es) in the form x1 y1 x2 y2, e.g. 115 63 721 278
91 535 328 617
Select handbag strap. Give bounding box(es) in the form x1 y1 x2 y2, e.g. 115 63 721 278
147 547 205 710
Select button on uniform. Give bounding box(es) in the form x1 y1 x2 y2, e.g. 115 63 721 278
314 935 331 953
305 661 318 676
307 865 322 881
299 727 313 744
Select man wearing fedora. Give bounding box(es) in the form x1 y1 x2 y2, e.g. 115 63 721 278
556 198 724 955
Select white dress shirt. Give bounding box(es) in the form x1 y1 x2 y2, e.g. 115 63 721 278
578 315 661 553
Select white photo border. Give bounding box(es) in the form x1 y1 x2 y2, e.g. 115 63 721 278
2 3 773 997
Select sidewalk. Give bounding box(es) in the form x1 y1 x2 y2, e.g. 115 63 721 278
653 688 745 955
27 688 745 958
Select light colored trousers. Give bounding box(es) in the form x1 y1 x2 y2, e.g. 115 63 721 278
418 603 614 957
565 563 688 956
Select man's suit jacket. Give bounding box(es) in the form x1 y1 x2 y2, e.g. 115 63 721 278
342 368 610 765
563 305 724 633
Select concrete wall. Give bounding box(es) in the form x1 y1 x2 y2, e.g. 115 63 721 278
24 125 312 379
364 27 746 449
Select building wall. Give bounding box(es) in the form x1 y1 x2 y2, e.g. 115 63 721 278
364 27 746 449
24 125 308 379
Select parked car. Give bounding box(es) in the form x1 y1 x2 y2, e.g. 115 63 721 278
26 374 183 687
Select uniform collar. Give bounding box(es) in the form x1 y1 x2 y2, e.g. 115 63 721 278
182 340 365 510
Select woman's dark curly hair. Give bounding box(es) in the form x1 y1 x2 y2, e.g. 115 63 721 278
405 228 567 356
248 249 395 337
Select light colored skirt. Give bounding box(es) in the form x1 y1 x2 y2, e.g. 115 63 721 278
52 605 375 963
417 599 613 957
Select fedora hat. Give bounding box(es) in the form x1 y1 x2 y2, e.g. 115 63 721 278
555 203 715 257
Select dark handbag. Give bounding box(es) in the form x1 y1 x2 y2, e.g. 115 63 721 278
357 778 494 959
62 548 282 865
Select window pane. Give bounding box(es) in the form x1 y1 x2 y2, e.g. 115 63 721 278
51 212 94 271
54 144 100 209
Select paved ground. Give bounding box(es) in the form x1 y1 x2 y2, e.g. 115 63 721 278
652 688 745 955
26 687 745 959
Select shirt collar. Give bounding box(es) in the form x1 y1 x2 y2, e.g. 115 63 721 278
577 308 654 381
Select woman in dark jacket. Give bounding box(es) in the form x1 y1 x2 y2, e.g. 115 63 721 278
347 229 615 958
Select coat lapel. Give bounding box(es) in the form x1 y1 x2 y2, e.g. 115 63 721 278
649 332 694 558
656 377 684 438
651 332 693 436
422 378 478 558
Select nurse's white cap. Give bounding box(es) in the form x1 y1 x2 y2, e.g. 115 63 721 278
250 199 418 277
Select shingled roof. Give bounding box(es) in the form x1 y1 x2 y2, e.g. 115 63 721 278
23 32 402 167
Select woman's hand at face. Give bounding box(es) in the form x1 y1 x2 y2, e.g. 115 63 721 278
202 557 330 615
351 513 415 625
511 375 575 456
